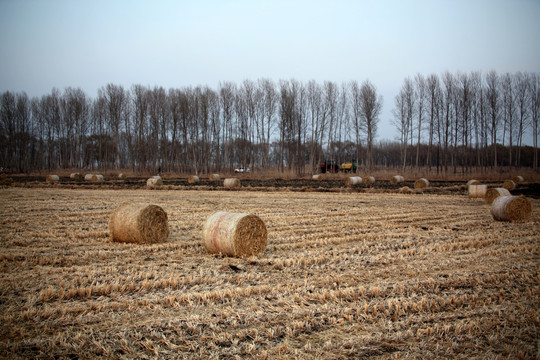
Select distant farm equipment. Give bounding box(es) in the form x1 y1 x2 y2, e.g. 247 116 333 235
340 160 357 172
319 160 339 173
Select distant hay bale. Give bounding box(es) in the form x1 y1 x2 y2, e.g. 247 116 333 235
502 180 516 191
468 184 487 198
345 176 362 186
467 179 481 186
109 203 169 243
364 176 375 185
93 174 104 182
398 186 413 194
188 175 200 184
202 211 267 257
118 173 127 179
46 175 59 183
512 175 524 184
312 174 322 180
209 174 220 180
70 173 83 180
224 178 240 188
491 195 532 222
485 187 511 205
390 175 404 184
414 178 429 189
84 174 94 181
147 176 163 188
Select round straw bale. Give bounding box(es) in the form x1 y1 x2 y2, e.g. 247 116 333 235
224 178 240 188
209 174 220 180
502 180 516 191
390 175 404 184
467 179 481 186
414 178 429 189
70 173 83 180
345 176 362 186
512 175 524 184
188 175 200 184
364 176 375 185
147 176 163 188
491 195 532 222
312 174 322 180
46 175 59 183
468 184 487 198
118 173 127 179
485 187 511 205
202 212 267 257
94 174 104 182
109 203 169 243
84 174 94 181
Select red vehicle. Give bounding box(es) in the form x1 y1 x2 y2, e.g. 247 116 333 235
319 160 339 173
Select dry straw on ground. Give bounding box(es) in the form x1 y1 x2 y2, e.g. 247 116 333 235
398 186 413 194
46 175 59 183
390 175 404 184
468 184 487 198
147 176 162 188
512 175 524 184
202 211 267 257
345 176 362 186
188 175 200 184
312 174 322 180
364 176 376 185
503 180 516 191
209 174 220 180
485 187 511 205
70 173 83 180
467 179 481 186
414 178 429 189
491 195 532 222
224 178 240 188
109 202 169 243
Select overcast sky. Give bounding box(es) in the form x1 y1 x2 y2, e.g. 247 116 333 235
1 0 539 142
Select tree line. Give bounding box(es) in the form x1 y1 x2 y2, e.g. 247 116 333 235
1 71 538 175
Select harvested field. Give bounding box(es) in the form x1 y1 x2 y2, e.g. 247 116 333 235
0 187 539 359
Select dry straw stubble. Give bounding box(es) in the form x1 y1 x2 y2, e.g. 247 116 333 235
202 211 267 257
491 195 532 222
485 187 511 205
109 203 169 243
468 184 487 198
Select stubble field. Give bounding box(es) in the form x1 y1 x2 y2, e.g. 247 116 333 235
0 187 538 359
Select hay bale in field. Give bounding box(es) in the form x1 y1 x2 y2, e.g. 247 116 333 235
491 195 532 222
147 176 163 188
109 203 169 243
118 173 127 179
345 176 362 186
467 179 481 186
209 174 220 180
485 187 511 205
93 174 104 182
512 175 524 184
84 174 94 181
312 174 322 180
202 211 267 257
70 173 83 180
398 186 413 194
390 175 404 184
224 178 240 188
502 180 516 191
364 176 375 185
188 175 200 184
414 178 429 189
46 175 59 183
468 184 487 198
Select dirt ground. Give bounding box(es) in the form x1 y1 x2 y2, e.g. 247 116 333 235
0 186 538 359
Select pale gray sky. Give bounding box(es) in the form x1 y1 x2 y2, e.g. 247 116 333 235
1 0 539 141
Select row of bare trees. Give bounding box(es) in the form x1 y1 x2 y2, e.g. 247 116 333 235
394 71 540 172
0 72 538 175
0 79 381 174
